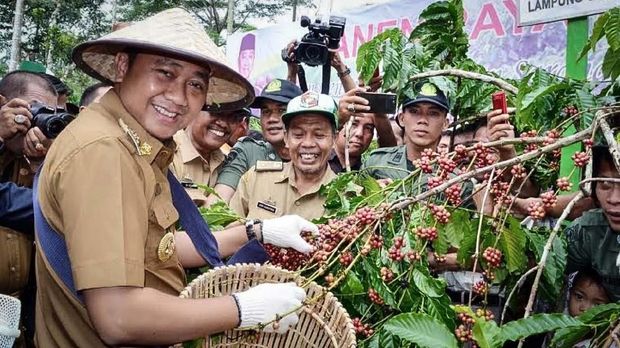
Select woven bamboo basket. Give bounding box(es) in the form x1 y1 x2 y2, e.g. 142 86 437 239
178 263 356 348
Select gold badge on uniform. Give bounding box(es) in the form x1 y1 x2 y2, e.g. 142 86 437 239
118 119 152 156
157 232 176 262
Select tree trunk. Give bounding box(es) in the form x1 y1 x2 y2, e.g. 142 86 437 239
226 0 234 37
45 1 61 69
292 0 297 22
9 0 26 71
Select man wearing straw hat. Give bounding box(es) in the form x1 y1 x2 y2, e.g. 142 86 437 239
35 8 316 346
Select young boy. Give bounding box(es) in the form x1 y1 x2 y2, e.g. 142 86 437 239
568 269 610 317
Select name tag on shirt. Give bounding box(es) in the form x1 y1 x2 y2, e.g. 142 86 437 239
256 160 283 172
257 201 277 214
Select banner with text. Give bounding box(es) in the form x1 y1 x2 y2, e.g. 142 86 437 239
227 0 607 97
518 0 617 26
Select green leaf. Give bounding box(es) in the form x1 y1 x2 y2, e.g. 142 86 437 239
383 313 458 348
457 225 477 267
498 217 527 273
445 209 470 248
496 314 582 345
412 269 445 298
367 328 400 348
602 47 620 80
578 302 620 323
579 11 609 59
605 7 620 51
472 319 501 348
549 326 591 348
198 201 242 228
341 271 364 294
520 83 569 112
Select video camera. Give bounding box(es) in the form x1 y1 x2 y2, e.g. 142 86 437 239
30 102 76 139
282 15 346 67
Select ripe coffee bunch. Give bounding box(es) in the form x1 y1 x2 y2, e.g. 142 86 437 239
482 247 502 268
527 200 546 220
572 151 590 168
540 190 558 208
352 318 374 337
265 231 316 270
380 267 394 282
557 177 572 191
339 251 353 266
472 280 488 296
429 204 451 224
445 184 462 205
368 288 384 305
415 226 438 241
355 206 377 225
563 105 579 117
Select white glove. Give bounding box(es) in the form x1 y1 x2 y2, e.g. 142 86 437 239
262 215 319 253
232 282 306 333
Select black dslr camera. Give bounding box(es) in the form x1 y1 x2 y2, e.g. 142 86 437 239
282 15 346 67
30 102 76 139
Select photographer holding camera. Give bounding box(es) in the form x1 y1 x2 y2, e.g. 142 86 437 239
0 70 61 344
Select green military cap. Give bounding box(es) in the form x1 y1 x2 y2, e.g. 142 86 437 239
282 91 339 130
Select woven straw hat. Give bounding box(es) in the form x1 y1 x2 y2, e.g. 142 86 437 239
72 8 254 112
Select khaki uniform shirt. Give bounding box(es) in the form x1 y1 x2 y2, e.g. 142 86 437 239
566 208 620 301
0 143 36 296
216 137 284 190
35 91 185 347
170 129 225 205
230 162 336 221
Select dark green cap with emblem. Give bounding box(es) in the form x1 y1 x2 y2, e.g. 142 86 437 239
251 78 303 108
402 81 450 113
281 91 339 130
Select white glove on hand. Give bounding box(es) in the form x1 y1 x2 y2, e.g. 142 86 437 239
233 282 306 333
262 215 319 253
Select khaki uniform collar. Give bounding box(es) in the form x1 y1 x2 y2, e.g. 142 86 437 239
275 162 336 194
100 91 174 168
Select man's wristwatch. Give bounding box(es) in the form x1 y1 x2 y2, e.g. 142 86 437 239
245 219 262 242
337 66 351 78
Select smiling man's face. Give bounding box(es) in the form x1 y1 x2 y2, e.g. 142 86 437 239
285 114 334 178
114 53 210 140
189 111 242 152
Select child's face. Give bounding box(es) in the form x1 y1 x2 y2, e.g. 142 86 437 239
568 278 610 316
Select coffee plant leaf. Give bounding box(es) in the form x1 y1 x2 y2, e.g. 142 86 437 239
602 46 620 80
472 318 501 348
604 7 620 51
498 218 528 273
198 201 241 229
495 313 582 345
383 313 458 348
412 268 445 298
577 302 620 323
549 325 592 348
366 328 400 348
341 271 364 294
579 11 609 59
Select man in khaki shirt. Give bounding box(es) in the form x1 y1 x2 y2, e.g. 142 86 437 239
35 9 318 347
231 91 338 221
171 108 249 205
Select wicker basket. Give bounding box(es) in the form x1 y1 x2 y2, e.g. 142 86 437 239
178 263 356 348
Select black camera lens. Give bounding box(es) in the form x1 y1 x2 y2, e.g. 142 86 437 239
305 46 322 61
45 118 67 138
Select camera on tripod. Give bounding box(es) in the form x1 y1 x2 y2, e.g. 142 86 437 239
30 103 76 139
282 15 346 67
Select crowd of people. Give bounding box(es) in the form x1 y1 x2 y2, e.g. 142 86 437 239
0 7 618 348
